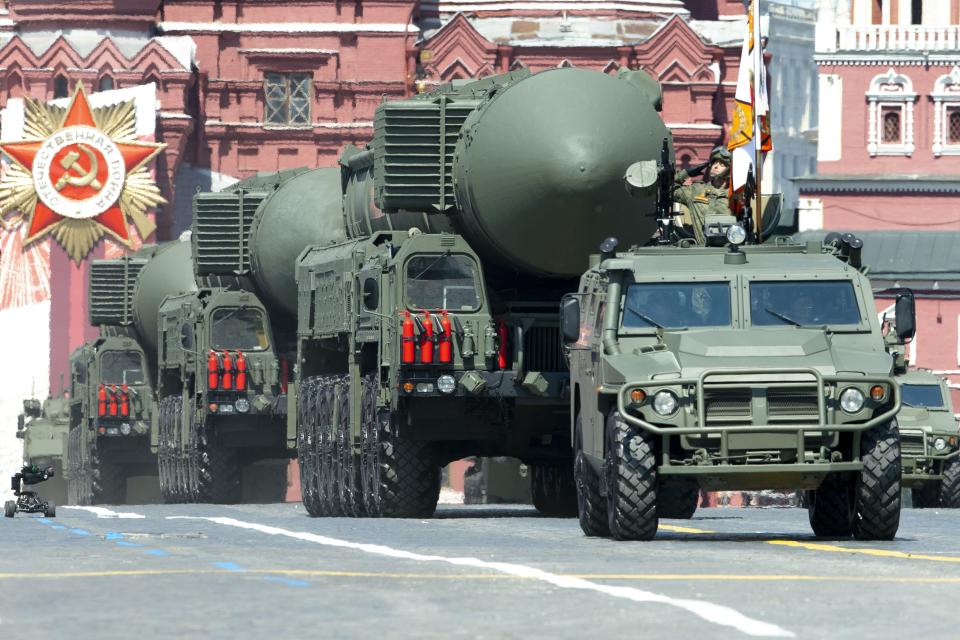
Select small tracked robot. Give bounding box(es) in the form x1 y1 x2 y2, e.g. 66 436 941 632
5 464 56 518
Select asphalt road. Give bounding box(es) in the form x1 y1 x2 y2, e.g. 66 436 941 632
1 502 959 639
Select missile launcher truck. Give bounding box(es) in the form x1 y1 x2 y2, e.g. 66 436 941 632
564 227 914 540
65 240 196 504
290 67 672 517
154 168 317 503
16 395 69 504
896 370 960 507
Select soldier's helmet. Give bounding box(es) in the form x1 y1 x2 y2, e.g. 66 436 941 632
709 146 732 166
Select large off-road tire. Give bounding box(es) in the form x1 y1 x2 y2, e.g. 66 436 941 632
93 446 125 505
374 407 440 518
806 473 853 537
657 479 700 520
44 501 56 518
4 500 15 518
853 420 901 541
336 377 366 517
911 484 941 509
939 456 960 508
574 417 608 537
197 420 242 504
604 411 657 541
530 463 577 517
319 378 344 516
359 375 383 516
158 396 183 504
298 377 323 516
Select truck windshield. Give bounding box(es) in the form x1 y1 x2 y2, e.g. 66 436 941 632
901 384 944 409
406 254 481 311
750 281 862 327
622 282 731 329
100 351 146 385
211 308 269 351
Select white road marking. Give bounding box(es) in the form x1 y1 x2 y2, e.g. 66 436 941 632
168 515 793 638
62 506 146 519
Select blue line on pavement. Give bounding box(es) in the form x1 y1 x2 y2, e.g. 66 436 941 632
105 532 124 540
115 541 142 548
144 549 169 557
262 576 310 588
50 525 66 530
37 518 52 525
69 528 90 536
214 562 244 572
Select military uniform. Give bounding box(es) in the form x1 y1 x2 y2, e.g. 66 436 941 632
672 148 733 245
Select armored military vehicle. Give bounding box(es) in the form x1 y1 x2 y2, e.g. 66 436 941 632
65 240 195 504
896 369 960 508
289 66 669 517
16 395 69 504
564 233 912 540
154 169 314 503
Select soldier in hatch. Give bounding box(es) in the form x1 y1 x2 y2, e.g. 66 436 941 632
673 146 733 245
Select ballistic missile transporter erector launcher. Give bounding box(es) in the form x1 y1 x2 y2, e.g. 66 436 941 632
16 396 70 505
564 231 914 540
155 168 320 503
65 240 196 504
289 67 671 517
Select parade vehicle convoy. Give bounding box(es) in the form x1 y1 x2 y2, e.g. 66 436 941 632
895 369 960 508
564 232 913 540
286 66 672 518
16 395 69 505
64 240 196 504
154 168 317 503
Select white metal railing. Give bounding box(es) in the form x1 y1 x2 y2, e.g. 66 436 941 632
838 25 960 51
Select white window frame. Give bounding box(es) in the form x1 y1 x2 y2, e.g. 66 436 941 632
932 66 960 156
866 68 916 156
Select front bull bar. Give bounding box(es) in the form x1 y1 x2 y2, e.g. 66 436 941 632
615 367 901 442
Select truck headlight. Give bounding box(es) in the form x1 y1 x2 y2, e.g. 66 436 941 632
934 437 947 452
840 388 865 413
653 390 678 416
437 375 456 394
119 422 132 436
726 224 747 245
234 398 250 413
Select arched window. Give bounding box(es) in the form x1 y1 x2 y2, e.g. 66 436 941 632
53 74 69 98
866 69 915 156
99 75 114 91
932 67 960 156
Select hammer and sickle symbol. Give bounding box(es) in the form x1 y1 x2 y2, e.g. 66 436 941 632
54 144 103 192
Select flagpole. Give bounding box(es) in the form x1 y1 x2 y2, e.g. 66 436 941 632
752 0 763 244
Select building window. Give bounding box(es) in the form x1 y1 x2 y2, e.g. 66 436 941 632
948 108 960 145
264 72 311 126
866 68 915 156
881 107 902 143
99 76 114 92
53 75 69 98
932 66 960 156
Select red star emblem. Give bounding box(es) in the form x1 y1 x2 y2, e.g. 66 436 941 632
0 84 164 244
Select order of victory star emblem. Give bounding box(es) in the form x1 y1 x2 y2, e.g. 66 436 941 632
0 83 166 262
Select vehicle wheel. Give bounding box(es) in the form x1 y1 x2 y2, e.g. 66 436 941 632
44 501 56 518
574 416 608 537
336 376 365 517
93 446 125 505
807 473 853 536
4 500 15 518
376 407 440 518
298 377 322 516
197 420 241 504
911 484 941 509
604 411 657 541
853 420 901 541
318 378 344 516
359 375 382 516
939 456 960 508
657 479 700 519
158 396 178 503
531 463 577 517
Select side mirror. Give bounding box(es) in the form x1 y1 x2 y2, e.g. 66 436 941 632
895 290 916 342
362 278 379 311
560 295 581 344
180 324 194 350
17 415 24 431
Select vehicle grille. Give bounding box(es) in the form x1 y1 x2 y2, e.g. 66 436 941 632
704 389 752 425
767 389 820 422
898 430 926 456
523 326 566 372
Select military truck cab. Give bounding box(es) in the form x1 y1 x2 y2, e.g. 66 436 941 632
157 287 287 503
896 370 960 508
565 236 909 540
65 335 156 504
